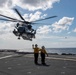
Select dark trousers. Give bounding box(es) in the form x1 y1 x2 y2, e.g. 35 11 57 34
34 53 39 64
41 53 45 64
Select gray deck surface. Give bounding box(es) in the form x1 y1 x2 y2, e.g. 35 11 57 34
0 52 76 75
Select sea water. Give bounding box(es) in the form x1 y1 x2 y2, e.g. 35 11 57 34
46 48 76 54
20 48 76 54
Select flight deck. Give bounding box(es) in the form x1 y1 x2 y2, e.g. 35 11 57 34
0 51 76 75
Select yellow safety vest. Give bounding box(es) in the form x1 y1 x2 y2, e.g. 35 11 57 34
33 48 40 53
41 49 47 54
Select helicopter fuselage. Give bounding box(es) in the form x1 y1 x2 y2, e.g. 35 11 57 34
13 23 36 41
0 8 57 41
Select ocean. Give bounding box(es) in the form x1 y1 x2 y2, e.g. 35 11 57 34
46 48 76 54
20 48 76 54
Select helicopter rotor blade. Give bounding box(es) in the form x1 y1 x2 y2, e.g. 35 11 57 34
14 8 25 21
14 8 32 24
0 18 14 21
0 14 24 22
31 22 51 25
31 22 64 26
0 14 19 21
32 16 57 22
0 18 23 22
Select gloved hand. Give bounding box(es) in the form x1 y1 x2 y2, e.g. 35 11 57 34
32 44 34 47
32 44 34 46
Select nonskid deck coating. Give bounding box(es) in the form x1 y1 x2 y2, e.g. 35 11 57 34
0 52 76 75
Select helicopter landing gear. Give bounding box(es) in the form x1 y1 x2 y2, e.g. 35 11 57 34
34 30 36 34
13 29 18 36
33 35 35 38
28 38 32 41
18 37 20 39
18 32 23 40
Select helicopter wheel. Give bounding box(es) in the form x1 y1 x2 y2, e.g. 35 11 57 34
30 39 32 41
33 35 35 38
18 37 20 39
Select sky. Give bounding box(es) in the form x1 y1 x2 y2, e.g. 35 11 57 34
0 0 76 49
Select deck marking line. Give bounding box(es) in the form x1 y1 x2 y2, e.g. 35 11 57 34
0 54 17 60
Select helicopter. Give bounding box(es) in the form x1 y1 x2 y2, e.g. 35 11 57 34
0 8 57 41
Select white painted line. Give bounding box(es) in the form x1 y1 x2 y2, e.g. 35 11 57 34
46 57 76 61
0 54 17 60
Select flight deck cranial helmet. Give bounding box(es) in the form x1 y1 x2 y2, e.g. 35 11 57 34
42 46 45 49
35 44 38 46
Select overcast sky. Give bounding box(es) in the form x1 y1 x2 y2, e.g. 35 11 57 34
0 0 76 50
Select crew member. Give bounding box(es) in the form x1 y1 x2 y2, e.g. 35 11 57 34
32 44 40 65
40 46 48 65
